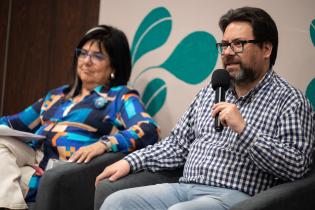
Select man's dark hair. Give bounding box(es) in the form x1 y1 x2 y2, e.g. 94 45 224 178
219 7 278 68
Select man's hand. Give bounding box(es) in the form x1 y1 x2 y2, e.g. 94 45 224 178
95 159 131 186
69 141 107 163
212 102 246 134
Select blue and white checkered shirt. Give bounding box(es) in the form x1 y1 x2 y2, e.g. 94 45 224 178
125 70 314 196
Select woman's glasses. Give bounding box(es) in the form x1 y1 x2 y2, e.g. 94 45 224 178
75 48 106 63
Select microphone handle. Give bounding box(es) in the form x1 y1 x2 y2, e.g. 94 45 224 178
214 87 225 132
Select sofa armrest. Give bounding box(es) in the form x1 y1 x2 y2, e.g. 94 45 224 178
94 168 183 210
230 167 315 210
34 152 125 210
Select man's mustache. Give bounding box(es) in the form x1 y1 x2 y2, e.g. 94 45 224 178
223 58 240 66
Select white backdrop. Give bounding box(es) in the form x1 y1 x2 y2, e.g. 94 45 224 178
99 0 315 137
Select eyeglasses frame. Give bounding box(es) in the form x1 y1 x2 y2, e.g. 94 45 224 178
216 39 260 55
75 48 106 63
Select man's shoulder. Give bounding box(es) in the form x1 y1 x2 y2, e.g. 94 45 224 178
271 73 310 110
272 73 305 99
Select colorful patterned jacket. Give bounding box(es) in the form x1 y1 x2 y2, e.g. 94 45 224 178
0 84 159 169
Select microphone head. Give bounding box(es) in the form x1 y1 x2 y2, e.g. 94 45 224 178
211 69 230 90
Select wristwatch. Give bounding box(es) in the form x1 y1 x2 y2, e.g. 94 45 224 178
100 138 112 152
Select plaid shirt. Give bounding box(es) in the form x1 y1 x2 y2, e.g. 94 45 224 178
125 70 315 196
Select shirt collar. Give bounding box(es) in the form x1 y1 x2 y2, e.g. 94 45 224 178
93 85 109 94
228 68 274 101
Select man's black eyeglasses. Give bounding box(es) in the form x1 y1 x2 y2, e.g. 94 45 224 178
216 40 260 55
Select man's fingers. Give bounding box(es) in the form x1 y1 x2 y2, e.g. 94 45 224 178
95 169 112 186
108 171 122 182
95 160 130 186
212 103 227 117
219 114 227 127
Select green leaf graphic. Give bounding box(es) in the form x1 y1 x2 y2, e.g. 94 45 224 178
310 19 315 47
142 78 167 117
160 31 218 84
131 7 172 65
306 77 315 110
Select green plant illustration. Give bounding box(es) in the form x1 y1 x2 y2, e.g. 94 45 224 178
306 78 315 110
141 78 167 117
134 31 218 85
131 7 218 116
307 19 315 109
131 7 172 65
310 18 315 47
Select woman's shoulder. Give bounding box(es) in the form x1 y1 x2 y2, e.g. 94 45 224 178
43 85 70 100
108 85 139 96
47 85 70 95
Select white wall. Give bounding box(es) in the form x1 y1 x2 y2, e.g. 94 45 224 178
99 0 315 137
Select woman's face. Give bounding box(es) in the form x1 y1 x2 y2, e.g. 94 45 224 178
77 40 113 89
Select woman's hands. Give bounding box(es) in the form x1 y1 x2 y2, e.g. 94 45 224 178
69 141 107 163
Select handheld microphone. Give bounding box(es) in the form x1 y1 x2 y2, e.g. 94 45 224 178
211 69 230 132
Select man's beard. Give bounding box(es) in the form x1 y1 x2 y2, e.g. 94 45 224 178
230 63 259 86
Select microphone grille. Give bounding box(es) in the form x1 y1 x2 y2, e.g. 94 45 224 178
211 69 230 90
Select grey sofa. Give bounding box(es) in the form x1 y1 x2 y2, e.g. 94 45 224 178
94 152 315 210
30 152 315 210
30 152 125 210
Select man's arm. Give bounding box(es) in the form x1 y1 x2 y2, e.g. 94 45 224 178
123 87 206 174
212 99 314 181
245 100 314 180
95 87 207 183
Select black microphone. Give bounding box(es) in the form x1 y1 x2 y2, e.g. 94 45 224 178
211 69 230 132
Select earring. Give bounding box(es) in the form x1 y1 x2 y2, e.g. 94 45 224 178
110 72 115 80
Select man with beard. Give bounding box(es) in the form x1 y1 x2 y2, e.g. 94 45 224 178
96 7 314 210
